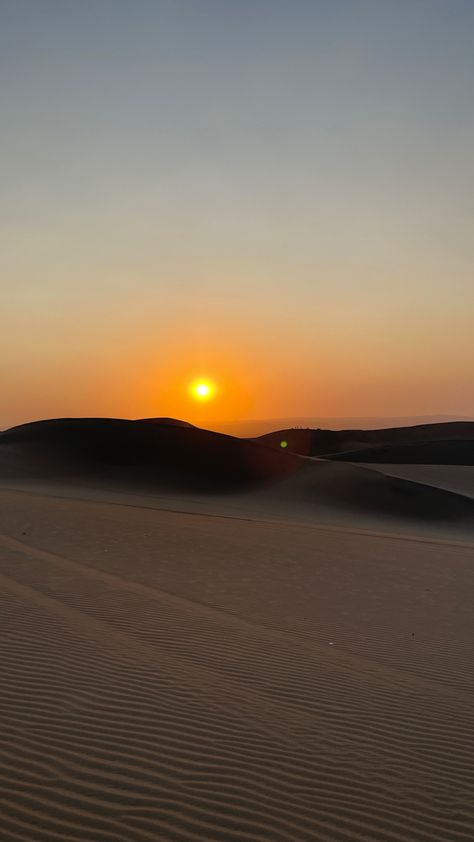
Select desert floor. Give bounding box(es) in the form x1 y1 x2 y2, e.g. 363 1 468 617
0 479 473 841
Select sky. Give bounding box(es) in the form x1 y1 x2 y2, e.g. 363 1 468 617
1 0 473 430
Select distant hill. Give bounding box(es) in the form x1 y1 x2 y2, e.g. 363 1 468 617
255 422 474 460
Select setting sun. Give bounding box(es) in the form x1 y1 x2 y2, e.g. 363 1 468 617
190 379 216 402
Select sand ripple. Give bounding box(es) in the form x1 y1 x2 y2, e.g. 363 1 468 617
0 492 473 840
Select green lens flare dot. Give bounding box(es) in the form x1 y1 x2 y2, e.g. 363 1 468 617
280 440 288 448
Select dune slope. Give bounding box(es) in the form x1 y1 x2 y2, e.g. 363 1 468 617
363 464 474 499
329 439 474 465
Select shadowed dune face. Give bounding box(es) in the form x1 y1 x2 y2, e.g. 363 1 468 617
366 464 474 500
0 418 302 490
329 439 474 465
258 460 474 527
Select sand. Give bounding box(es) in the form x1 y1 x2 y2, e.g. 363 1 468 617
362 463 474 500
1 418 473 839
1 480 474 841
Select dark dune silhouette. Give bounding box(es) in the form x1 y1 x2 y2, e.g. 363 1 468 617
0 417 302 490
137 417 196 427
255 421 474 458
217 415 472 438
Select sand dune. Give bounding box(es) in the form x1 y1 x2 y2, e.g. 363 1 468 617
0 487 474 841
138 416 197 428
1 418 474 840
2 419 474 534
0 418 302 488
330 439 474 465
217 415 472 438
363 464 474 500
255 459 474 526
256 421 474 457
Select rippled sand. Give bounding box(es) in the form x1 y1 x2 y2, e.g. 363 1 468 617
1 485 473 841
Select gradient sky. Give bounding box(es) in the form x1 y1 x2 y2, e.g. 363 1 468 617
2 0 473 429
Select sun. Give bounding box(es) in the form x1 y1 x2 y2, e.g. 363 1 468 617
189 379 216 402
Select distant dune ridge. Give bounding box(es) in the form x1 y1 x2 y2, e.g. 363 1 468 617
255 420 474 457
1 417 474 530
214 414 473 437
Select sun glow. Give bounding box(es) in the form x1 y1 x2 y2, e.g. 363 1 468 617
189 379 216 402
